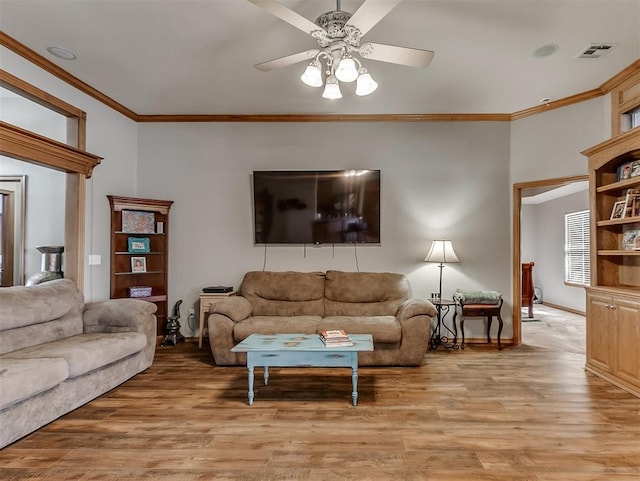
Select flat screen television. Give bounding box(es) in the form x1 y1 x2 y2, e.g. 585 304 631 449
253 170 380 244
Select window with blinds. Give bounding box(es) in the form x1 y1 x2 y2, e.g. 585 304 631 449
565 209 590 285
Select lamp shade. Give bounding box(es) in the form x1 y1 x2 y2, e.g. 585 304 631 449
355 68 378 96
335 57 359 82
322 75 342 99
424 240 459 263
300 60 323 87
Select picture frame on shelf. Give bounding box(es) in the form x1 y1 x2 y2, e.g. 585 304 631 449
131 256 147 273
611 200 626 219
624 188 640 217
623 230 640 250
122 210 155 234
127 237 150 253
631 160 640 178
632 196 640 218
617 161 633 181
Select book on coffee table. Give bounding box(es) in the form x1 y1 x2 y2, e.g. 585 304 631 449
320 329 354 347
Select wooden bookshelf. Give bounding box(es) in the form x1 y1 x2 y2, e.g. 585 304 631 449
107 195 173 338
583 128 640 398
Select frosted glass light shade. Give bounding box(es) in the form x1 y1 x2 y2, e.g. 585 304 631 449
335 57 359 82
424 240 460 263
355 68 378 96
300 61 322 87
322 75 342 99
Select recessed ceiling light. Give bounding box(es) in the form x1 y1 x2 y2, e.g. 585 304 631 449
533 44 559 58
46 46 77 60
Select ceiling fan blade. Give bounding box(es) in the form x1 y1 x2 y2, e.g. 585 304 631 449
346 0 403 36
359 43 434 68
254 49 320 71
247 0 325 36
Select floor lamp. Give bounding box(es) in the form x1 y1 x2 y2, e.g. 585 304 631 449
424 240 460 301
425 240 460 350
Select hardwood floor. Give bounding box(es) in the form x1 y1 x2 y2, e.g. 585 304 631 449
2 306 640 480
521 303 586 355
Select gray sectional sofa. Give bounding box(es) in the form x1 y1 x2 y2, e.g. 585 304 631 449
208 270 436 366
0 278 157 449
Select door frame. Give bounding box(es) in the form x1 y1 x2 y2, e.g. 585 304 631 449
512 174 589 344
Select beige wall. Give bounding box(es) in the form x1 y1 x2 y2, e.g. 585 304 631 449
2 41 614 340
137 122 512 338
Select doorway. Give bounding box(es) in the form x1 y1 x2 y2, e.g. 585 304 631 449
512 175 588 345
0 175 26 286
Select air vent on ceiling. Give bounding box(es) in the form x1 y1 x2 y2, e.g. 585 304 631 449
577 43 618 59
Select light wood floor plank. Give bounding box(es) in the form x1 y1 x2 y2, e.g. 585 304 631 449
1 305 640 480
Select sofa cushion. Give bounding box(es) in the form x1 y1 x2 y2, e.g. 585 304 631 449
0 278 84 331
0 279 85 356
234 316 322 341
240 271 325 317
324 270 411 317
0 358 69 410
2 332 147 378
319 316 401 343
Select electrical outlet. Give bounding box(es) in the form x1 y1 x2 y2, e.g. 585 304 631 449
188 308 195 316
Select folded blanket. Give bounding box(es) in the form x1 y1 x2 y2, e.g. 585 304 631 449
454 289 502 304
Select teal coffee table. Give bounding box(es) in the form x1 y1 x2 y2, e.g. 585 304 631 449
231 333 374 406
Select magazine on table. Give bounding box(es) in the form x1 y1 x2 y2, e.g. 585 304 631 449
319 329 354 347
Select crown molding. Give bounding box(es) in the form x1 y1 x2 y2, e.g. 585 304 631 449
2 30 639 123
600 59 640 93
136 113 512 122
510 88 605 121
0 31 139 121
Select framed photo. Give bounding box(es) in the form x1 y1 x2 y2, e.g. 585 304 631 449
611 200 626 219
131 256 147 273
122 210 155 234
618 161 633 181
623 230 640 250
128 237 150 253
623 188 640 217
632 196 640 218
631 160 640 178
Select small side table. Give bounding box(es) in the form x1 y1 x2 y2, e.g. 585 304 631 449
199 291 237 348
428 298 460 350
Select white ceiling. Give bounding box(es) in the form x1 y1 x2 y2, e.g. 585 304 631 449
1 0 639 116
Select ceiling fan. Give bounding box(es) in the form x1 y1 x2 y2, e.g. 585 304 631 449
248 0 434 99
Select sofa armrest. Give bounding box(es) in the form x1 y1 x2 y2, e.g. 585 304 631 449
83 298 157 335
207 297 253 366
211 296 253 323
83 298 158 371
396 298 437 322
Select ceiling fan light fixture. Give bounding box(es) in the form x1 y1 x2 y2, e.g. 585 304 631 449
355 67 378 96
335 57 359 83
322 75 342 99
300 60 323 87
250 0 434 100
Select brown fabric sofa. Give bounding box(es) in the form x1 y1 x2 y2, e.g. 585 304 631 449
0 279 157 448
208 270 436 366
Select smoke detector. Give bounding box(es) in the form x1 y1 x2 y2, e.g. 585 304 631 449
576 43 618 59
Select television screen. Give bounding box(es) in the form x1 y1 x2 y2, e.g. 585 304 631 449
253 170 380 244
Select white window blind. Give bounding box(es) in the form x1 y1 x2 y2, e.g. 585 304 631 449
565 210 590 285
